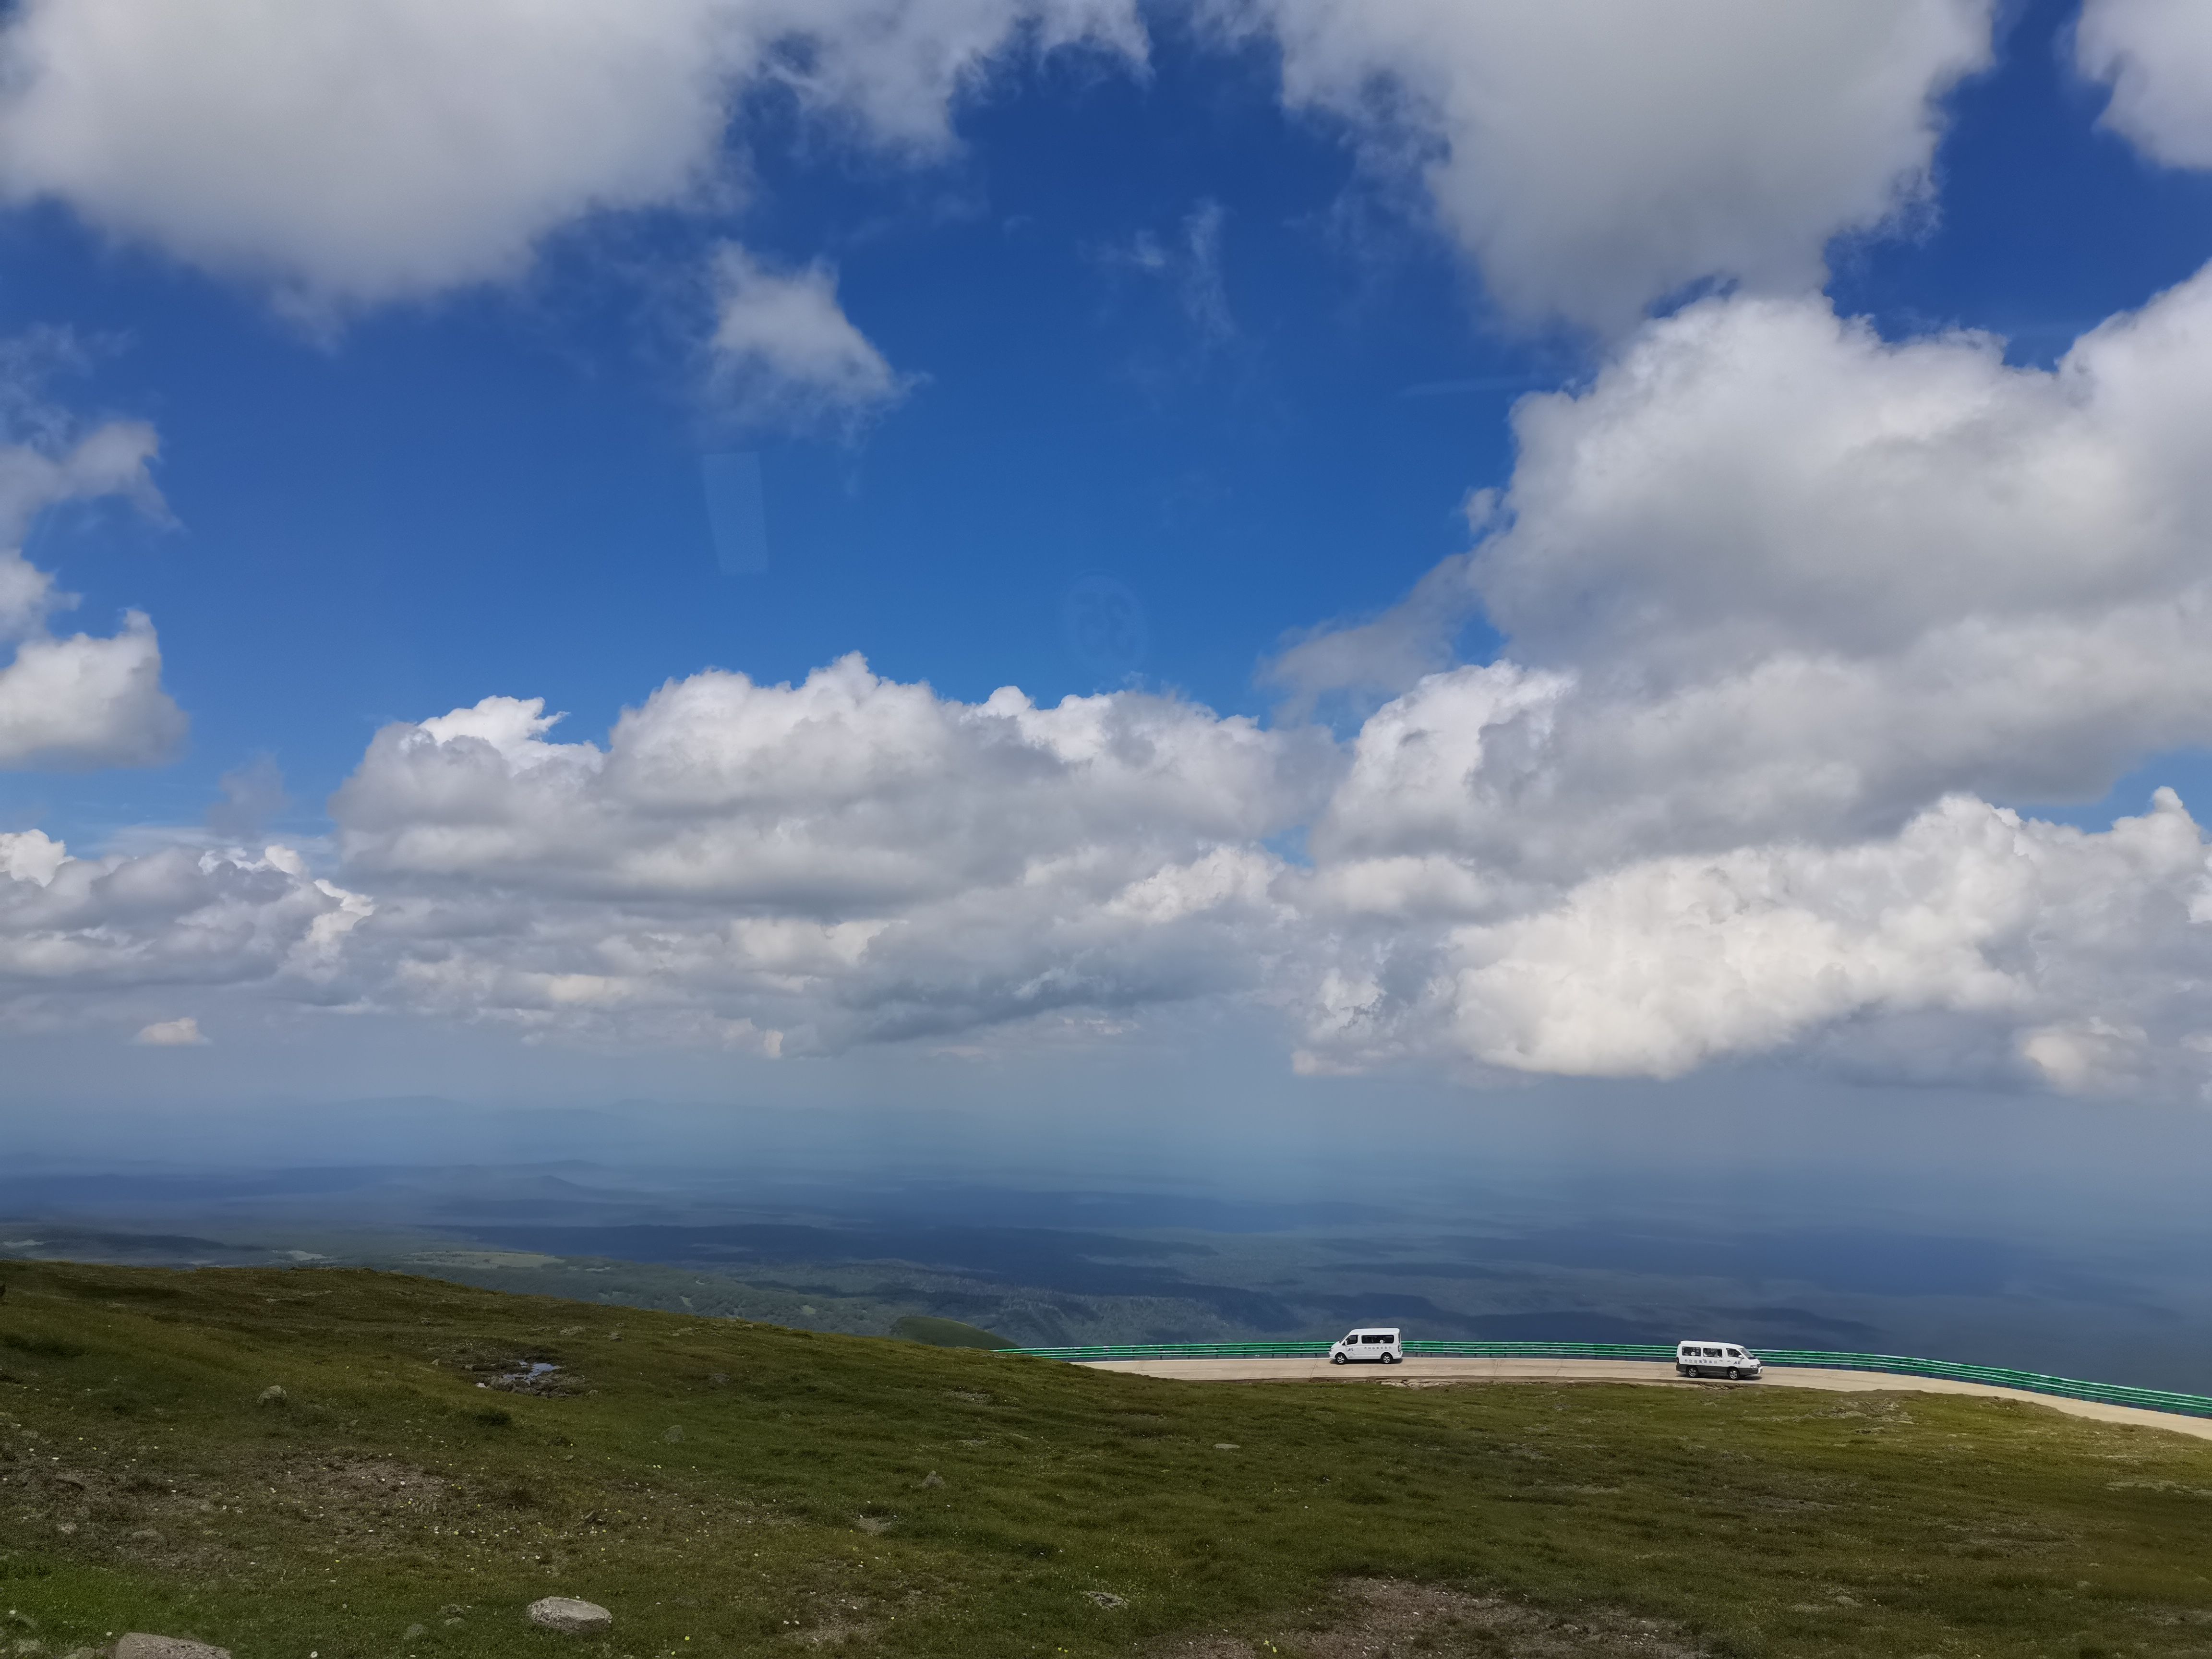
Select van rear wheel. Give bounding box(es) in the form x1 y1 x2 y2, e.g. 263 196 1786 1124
1382 1353 1399 1364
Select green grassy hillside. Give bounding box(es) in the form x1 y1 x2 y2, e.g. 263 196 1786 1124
2 1260 2209 1659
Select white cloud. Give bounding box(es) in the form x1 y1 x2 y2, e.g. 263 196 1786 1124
0 613 188 771
1266 255 2212 1089
6 624 2212 1094
708 244 908 423
0 0 1144 310
134 1015 207 1046
1292 268 2212 880
2077 0 2212 170
0 421 187 771
0 830 67 887
1293 792 2212 1093
1228 0 1992 330
318 655 1331 1050
0 837 368 1014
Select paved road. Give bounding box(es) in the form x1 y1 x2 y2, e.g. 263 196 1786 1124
1073 1356 2212 1441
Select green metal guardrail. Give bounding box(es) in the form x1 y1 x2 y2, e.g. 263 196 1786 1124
999 1340 2212 1419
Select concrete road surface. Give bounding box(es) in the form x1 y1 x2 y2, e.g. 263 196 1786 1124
1070 1356 2212 1441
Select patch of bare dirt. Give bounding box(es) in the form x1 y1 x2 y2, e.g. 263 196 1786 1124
1156 1578 1704 1659
0 1433 472 1573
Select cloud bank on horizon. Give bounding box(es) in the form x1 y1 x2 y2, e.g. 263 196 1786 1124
6 0 2212 1099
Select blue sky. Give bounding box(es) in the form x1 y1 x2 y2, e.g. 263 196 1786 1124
8 0 2212 1115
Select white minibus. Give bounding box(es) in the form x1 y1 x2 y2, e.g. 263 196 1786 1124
1675 1340 1761 1380
1328 1327 1403 1364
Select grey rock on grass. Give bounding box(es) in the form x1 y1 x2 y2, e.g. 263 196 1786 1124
527 1599 613 1635
114 1636 231 1659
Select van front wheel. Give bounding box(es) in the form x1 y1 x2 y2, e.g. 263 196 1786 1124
1331 1353 1348 1365
1726 1368 1741 1381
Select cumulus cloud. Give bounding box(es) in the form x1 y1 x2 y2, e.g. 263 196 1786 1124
133 1016 207 1046
2077 0 2212 170
0 656 1321 1056
1293 793 2212 1094
1291 269 2212 879
316 655 1331 1050
1258 254 2212 1089
0 421 187 771
9 627 2212 1093
707 244 908 424
0 0 1144 310
0 613 188 771
0 837 369 1026
1227 0 1992 330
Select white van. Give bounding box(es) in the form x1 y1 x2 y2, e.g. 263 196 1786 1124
1329 1327 1403 1365
1676 1340 1761 1380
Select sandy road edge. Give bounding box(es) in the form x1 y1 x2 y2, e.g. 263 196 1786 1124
1068 1356 2212 1442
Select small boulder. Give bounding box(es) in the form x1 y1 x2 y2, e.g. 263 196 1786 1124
256 1386 287 1407
527 1599 612 1636
114 1636 231 1659
920 1471 945 1489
